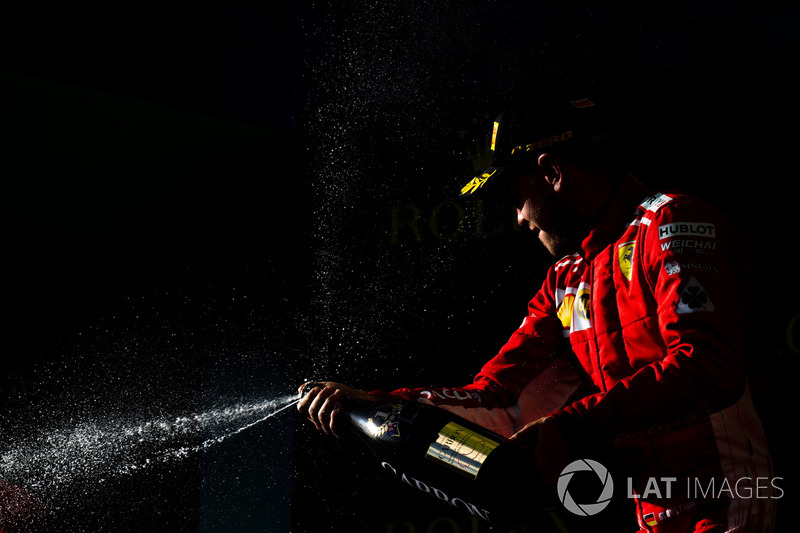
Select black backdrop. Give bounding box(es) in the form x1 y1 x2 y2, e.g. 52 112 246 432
1 1 795 531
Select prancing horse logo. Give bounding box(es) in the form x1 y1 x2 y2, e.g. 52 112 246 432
618 241 635 281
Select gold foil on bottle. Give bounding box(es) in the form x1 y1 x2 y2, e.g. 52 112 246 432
425 422 500 479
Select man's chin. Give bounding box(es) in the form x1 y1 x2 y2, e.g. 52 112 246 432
540 233 579 259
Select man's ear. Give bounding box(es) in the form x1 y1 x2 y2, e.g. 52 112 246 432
537 153 563 192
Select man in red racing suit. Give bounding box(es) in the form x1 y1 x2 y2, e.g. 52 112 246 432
383 174 776 531
299 97 777 531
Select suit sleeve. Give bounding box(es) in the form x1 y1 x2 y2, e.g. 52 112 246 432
380 272 585 438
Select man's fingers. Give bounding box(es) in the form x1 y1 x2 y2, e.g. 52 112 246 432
297 384 345 437
317 390 344 437
328 403 343 438
507 416 548 448
296 384 321 418
298 384 326 432
306 388 329 423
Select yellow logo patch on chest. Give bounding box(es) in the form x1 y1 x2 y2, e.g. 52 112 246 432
618 241 635 281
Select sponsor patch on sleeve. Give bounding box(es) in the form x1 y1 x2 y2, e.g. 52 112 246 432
639 193 673 213
658 222 716 240
675 277 715 314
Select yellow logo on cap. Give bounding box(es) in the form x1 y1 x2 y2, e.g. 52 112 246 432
510 130 573 155
460 170 495 196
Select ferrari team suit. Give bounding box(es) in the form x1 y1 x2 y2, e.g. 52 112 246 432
380 174 776 532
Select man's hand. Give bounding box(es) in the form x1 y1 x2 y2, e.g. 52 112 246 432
297 381 378 438
508 416 571 487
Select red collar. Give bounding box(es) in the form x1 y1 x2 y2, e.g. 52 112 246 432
579 173 653 259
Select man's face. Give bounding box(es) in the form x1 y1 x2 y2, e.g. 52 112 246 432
510 167 583 258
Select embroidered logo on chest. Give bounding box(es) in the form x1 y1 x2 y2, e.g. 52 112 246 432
618 241 635 281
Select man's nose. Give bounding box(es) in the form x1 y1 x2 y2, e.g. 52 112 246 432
516 208 526 227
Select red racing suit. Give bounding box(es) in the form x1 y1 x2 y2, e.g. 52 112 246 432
380 174 777 531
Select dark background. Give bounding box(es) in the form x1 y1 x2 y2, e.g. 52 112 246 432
1 0 795 531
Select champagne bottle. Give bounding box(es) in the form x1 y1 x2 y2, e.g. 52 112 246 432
300 383 547 529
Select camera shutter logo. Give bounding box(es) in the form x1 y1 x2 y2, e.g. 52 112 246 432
557 459 614 516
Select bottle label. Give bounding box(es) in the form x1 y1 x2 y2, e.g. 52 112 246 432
425 422 500 479
364 404 404 438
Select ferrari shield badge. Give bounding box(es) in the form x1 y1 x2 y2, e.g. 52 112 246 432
618 241 635 281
